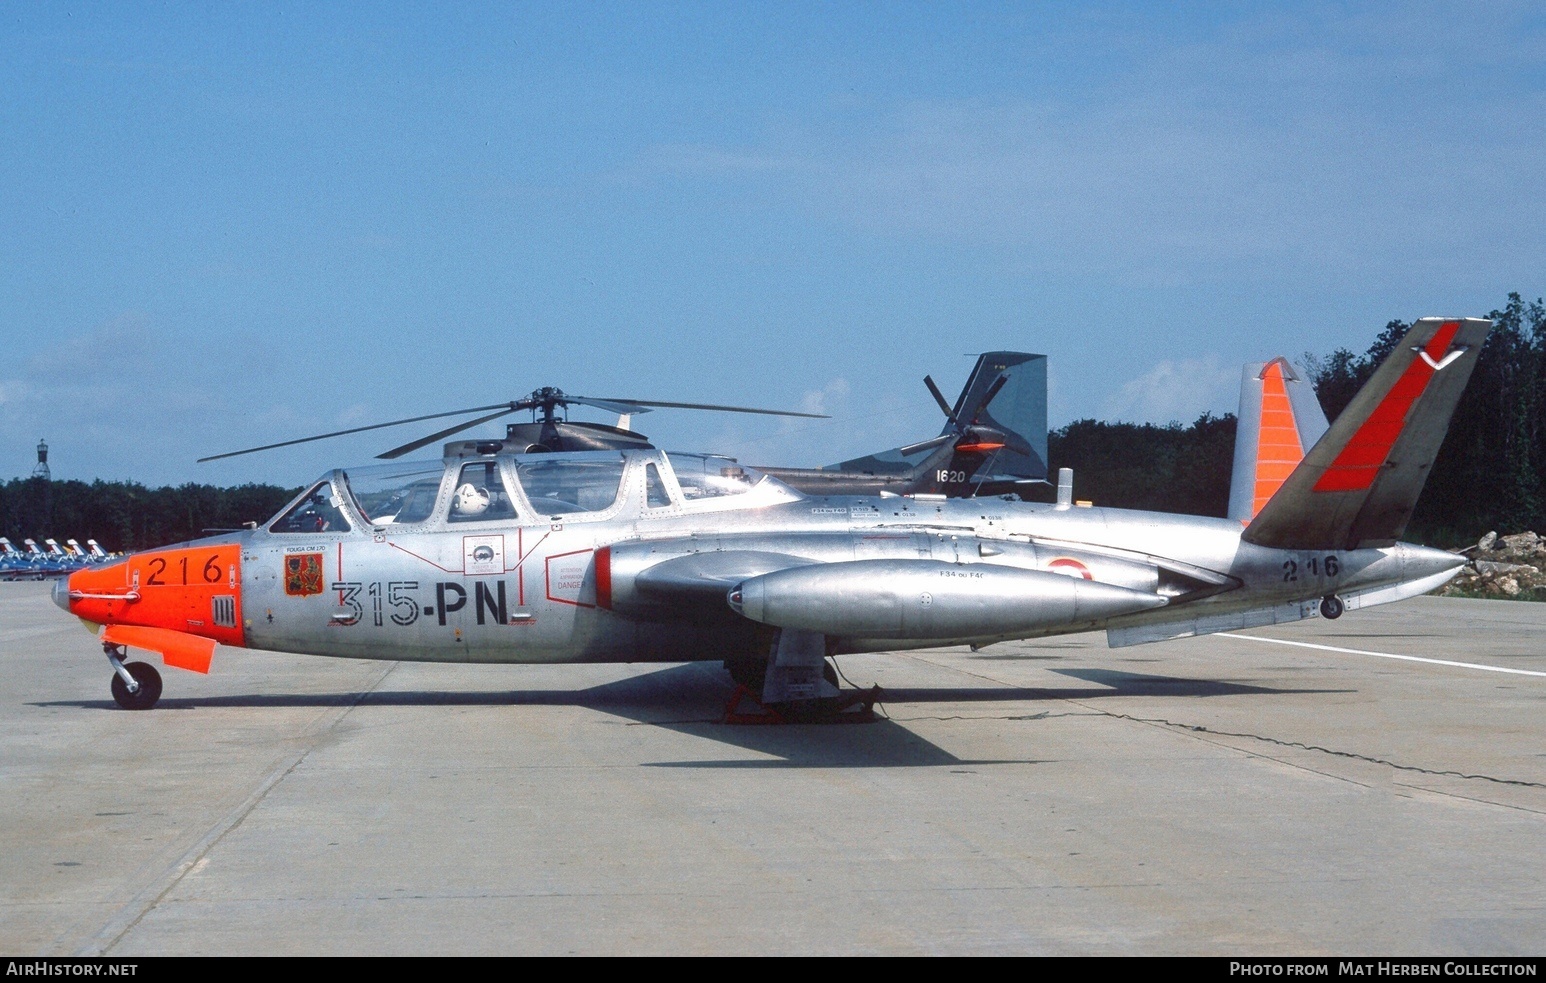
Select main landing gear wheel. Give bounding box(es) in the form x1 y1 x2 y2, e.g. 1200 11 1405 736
110 661 163 710
1320 595 1345 620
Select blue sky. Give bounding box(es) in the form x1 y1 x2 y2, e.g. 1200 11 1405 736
2 2 1543 487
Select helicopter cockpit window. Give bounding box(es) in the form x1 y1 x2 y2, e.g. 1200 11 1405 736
514 454 626 517
449 461 518 523
269 481 353 534
645 462 672 508
341 461 445 526
666 454 760 500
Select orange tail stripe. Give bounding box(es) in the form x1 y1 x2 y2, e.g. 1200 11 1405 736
1251 362 1305 517
954 443 1006 453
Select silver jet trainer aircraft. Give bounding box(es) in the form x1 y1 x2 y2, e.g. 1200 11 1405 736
58 318 1489 716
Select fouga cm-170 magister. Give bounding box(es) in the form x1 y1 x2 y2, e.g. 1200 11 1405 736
58 318 1489 717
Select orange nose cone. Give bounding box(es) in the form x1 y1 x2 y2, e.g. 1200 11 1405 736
64 559 135 624
66 544 245 648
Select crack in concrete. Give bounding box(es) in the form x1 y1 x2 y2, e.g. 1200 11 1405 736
1096 711 1546 789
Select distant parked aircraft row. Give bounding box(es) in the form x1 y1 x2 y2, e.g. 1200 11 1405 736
0 537 118 580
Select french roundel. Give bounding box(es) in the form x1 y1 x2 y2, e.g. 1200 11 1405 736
1047 557 1093 580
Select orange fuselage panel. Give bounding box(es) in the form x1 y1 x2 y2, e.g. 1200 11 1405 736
67 544 245 649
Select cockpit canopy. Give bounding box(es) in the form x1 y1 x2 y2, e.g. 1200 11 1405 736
265 449 798 534
344 459 444 526
515 454 627 517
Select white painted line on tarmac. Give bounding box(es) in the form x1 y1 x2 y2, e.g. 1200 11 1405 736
1219 633 1546 678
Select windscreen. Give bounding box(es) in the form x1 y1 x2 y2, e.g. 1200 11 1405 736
269 479 353 534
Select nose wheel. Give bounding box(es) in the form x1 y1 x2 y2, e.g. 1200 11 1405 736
1320 595 1345 620
105 643 162 710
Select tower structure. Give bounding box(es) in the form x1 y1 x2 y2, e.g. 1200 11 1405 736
31 439 50 480
31 438 50 482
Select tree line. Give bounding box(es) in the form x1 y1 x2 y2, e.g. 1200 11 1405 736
2 293 1539 552
0 478 298 553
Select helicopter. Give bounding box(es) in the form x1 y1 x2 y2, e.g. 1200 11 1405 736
60 318 1487 719
757 351 1049 498
197 352 1051 500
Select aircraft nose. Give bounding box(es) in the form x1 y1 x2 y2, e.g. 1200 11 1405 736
61 544 246 651
51 575 71 613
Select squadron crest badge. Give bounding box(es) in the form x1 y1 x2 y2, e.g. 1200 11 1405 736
284 552 325 597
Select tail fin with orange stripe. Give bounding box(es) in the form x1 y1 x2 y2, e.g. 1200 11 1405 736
1227 357 1329 523
1242 317 1492 551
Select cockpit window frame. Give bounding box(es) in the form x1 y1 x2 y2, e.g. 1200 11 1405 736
258 448 800 539
643 459 676 511
664 453 764 512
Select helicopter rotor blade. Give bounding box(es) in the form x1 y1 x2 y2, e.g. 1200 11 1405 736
896 433 954 457
198 403 518 463
923 376 956 425
565 395 654 416
200 390 827 465
376 408 520 460
589 398 827 419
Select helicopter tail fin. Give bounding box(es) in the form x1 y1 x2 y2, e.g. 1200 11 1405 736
1242 317 1491 551
828 351 1048 486
945 351 1048 485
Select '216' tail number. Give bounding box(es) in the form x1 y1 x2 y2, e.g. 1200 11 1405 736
1283 555 1340 582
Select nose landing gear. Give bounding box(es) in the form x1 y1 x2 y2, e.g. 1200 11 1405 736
105 643 162 710
1320 595 1345 620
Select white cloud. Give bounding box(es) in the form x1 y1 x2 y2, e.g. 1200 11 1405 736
798 377 850 419
1102 356 1237 426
